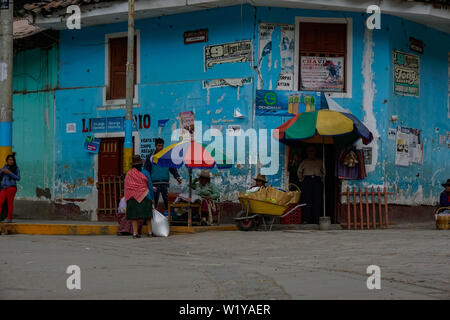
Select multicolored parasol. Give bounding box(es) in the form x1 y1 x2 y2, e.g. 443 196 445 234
274 109 373 146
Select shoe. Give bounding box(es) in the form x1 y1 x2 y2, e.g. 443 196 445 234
132 234 141 239
4 219 12 223
147 233 153 238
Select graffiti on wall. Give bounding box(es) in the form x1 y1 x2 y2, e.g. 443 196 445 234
258 23 295 90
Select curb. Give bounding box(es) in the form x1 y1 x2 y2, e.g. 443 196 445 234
0 222 238 235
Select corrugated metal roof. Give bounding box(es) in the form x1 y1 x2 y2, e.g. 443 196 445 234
13 18 42 39
16 0 119 17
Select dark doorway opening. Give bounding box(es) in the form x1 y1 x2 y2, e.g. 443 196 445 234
287 142 339 224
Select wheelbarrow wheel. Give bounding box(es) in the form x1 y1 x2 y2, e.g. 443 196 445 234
235 211 256 231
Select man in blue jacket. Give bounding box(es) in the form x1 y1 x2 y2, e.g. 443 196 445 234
144 138 182 210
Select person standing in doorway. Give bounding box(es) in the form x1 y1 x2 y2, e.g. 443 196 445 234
0 154 21 223
297 146 324 224
144 138 182 211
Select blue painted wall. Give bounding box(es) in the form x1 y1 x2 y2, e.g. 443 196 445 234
50 4 449 214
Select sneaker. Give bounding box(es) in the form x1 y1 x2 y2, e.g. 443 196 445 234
147 233 153 238
132 234 141 239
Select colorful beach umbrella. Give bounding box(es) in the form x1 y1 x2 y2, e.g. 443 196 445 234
152 140 232 169
274 110 373 147
152 140 232 202
274 109 374 219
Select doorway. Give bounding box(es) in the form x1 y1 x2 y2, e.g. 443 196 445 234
287 142 339 223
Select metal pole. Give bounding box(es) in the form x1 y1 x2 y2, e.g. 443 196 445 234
0 0 14 165
322 142 326 217
123 0 135 173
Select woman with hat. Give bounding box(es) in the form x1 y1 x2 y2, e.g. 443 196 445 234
190 170 220 225
124 155 154 238
251 174 267 188
439 179 450 208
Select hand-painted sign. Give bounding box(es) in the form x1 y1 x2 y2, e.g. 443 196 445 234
300 56 344 92
255 90 325 116
158 119 169 128
84 136 101 154
393 51 419 97
204 40 252 70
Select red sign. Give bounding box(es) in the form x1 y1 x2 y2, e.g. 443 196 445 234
184 29 208 44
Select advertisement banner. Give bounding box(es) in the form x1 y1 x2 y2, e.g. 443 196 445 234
204 40 252 70
84 136 101 154
394 50 420 97
255 90 324 116
300 56 344 92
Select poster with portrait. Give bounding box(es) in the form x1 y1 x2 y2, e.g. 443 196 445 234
179 111 195 140
300 56 344 92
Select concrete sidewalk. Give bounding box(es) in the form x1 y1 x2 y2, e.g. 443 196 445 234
0 219 237 235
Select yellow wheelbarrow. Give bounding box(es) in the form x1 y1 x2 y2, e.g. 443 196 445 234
234 196 305 231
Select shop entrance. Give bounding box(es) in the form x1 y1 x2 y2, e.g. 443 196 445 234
287 143 339 224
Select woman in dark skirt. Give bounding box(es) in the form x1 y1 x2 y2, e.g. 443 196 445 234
124 155 154 238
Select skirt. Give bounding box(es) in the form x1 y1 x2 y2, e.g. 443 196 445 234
126 197 153 220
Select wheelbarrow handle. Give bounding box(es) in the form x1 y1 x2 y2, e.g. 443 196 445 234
280 203 306 218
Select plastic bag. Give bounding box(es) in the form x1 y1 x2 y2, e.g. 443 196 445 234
151 209 170 237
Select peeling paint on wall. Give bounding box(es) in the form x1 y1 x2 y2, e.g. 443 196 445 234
360 28 379 173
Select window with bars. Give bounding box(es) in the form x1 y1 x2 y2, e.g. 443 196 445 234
298 22 347 92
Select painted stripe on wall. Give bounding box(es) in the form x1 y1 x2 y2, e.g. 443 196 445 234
0 122 12 147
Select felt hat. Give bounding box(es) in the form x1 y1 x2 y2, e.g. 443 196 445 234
442 179 450 187
199 170 211 179
253 174 267 183
131 155 143 166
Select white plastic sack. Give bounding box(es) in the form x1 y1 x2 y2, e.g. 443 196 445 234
151 209 170 237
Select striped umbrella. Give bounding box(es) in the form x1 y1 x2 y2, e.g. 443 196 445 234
274 109 373 147
152 140 232 169
274 109 374 219
152 140 232 201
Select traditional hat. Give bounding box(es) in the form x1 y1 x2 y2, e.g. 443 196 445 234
442 179 450 187
131 155 143 166
253 174 267 183
199 170 211 179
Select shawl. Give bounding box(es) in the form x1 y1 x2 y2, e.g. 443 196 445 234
124 168 149 203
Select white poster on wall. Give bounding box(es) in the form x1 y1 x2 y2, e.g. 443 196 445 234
395 130 410 167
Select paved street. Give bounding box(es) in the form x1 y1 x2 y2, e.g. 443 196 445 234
0 226 449 300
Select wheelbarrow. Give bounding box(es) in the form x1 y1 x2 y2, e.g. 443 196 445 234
234 196 305 231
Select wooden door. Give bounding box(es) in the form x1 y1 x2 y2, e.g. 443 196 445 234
97 138 124 221
109 37 137 100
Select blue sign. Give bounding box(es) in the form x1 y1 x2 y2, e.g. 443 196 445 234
90 117 137 133
255 90 327 116
107 117 123 132
158 119 169 128
84 136 101 154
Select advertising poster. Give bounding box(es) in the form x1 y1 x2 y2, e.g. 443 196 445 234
179 111 195 140
204 40 252 70
394 50 420 97
300 56 344 92
256 90 324 116
395 130 410 167
258 23 295 91
395 127 423 166
84 136 101 154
